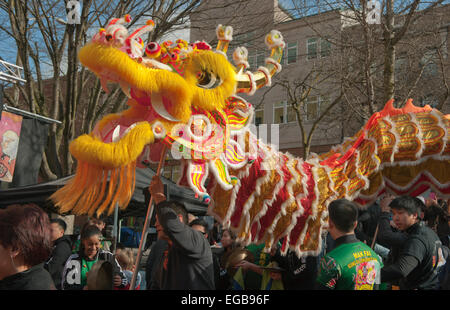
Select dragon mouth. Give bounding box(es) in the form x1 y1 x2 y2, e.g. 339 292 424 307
79 40 192 127
96 65 183 125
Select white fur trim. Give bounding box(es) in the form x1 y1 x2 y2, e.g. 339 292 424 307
214 50 228 59
245 71 257 96
265 30 285 49
265 57 282 73
151 121 166 140
257 66 272 87
216 25 233 41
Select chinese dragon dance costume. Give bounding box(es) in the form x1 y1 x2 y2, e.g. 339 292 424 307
51 15 450 258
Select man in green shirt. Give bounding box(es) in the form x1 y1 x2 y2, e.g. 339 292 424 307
317 199 383 290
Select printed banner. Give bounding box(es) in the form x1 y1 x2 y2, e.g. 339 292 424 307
0 111 22 182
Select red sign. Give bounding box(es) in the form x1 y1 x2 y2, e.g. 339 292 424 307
0 111 22 182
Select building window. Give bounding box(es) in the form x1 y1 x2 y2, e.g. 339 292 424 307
248 50 256 69
273 102 285 124
233 31 255 48
287 42 298 64
308 38 331 60
420 49 438 77
256 51 265 68
306 95 330 120
307 38 318 60
273 101 297 124
319 95 330 115
254 109 264 126
320 39 331 58
306 96 318 120
287 104 297 123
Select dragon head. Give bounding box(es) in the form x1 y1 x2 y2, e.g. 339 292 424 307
53 15 285 215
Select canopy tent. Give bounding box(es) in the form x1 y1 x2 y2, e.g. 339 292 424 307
0 166 209 217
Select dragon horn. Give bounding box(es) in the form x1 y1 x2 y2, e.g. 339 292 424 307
127 20 155 42
216 25 233 55
236 30 285 95
107 14 132 27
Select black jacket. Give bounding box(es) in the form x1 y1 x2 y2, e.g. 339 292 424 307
381 222 442 290
44 235 73 289
145 238 169 290
61 248 127 290
154 202 215 290
272 249 319 290
0 263 55 290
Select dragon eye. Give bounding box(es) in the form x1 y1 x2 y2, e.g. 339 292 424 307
146 42 160 53
196 70 222 89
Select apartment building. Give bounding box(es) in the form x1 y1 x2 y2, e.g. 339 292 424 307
188 0 449 158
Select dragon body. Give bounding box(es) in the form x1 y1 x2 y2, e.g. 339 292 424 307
51 16 450 257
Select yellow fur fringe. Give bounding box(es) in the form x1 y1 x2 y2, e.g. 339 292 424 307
70 121 154 169
50 160 137 216
50 121 154 216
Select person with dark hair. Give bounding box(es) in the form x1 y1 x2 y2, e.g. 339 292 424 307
424 200 450 248
189 218 209 235
381 195 445 290
44 218 73 289
316 199 383 290
189 218 222 289
72 216 110 254
0 204 55 290
215 228 239 290
149 175 215 290
61 224 127 290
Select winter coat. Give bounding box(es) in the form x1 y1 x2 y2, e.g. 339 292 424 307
44 235 73 289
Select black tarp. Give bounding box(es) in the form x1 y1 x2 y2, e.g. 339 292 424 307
0 167 208 217
10 118 49 187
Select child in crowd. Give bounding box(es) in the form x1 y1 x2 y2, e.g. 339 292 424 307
114 247 141 290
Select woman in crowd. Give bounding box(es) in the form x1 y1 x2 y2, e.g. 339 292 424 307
61 224 127 290
215 228 240 289
0 204 55 290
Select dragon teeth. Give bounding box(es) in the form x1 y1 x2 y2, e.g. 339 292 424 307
100 77 110 94
120 82 131 98
151 92 180 122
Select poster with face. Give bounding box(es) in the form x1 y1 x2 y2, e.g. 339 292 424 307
0 111 22 182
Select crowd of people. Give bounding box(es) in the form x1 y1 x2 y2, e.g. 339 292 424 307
0 175 449 290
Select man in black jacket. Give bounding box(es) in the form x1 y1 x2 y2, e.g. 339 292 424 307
45 218 73 289
149 175 215 290
381 195 445 290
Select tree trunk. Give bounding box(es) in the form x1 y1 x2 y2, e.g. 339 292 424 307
383 0 396 106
